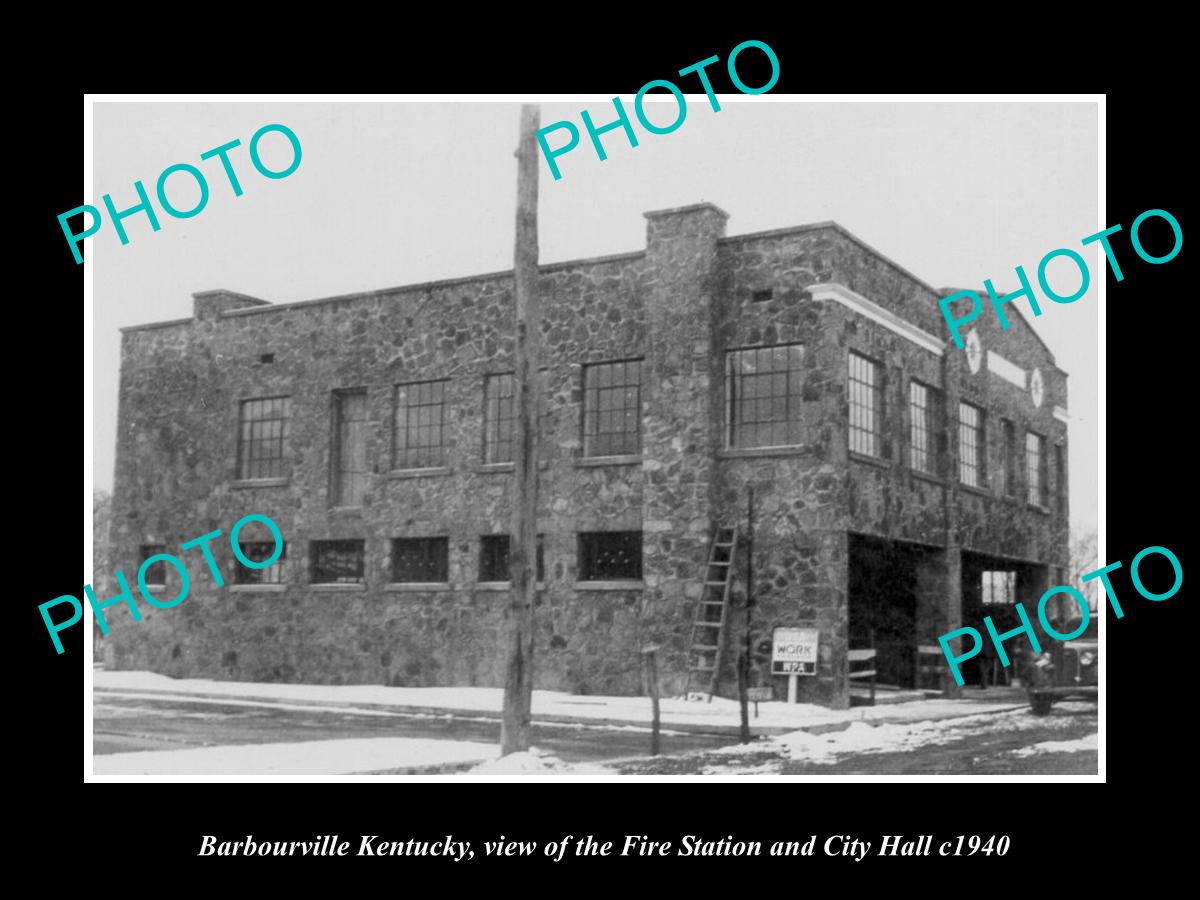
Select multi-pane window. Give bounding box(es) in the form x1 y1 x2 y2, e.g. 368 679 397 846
237 396 291 480
483 373 515 463
235 542 286 585
479 534 545 583
958 402 985 488
1026 431 1048 507
393 380 449 469
139 545 167 586
1055 444 1067 515
583 360 642 457
391 537 449 583
999 419 1017 498
332 390 367 506
310 539 365 584
578 531 643 581
908 381 940 475
726 344 805 449
848 352 881 457
982 570 1017 605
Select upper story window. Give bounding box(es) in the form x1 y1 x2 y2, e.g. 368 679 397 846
483 373 515 464
908 380 942 475
726 344 805 449
393 379 449 470
578 531 643 582
1026 431 1047 507
332 389 367 507
310 539 365 585
999 418 1018 498
958 401 985 488
391 537 449 583
583 359 642 457
237 396 291 480
479 534 545 583
1055 443 1067 515
848 352 881 457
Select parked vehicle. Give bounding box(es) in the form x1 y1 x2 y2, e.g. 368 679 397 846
1025 617 1098 715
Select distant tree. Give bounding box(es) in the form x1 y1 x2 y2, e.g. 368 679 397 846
1069 529 1099 611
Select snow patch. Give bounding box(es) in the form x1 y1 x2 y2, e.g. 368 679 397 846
468 747 609 775
1011 733 1098 757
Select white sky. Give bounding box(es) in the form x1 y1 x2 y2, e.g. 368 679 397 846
91 99 1099 536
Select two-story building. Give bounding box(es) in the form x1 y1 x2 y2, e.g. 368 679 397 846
104 202 1069 708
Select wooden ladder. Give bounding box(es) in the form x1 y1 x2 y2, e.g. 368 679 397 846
685 524 739 700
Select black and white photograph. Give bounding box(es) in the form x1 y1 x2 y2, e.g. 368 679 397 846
84 96 1102 779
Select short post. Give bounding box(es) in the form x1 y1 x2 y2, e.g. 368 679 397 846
737 651 750 743
787 674 798 704
641 644 662 756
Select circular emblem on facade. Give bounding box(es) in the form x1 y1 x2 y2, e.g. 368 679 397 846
965 329 982 374
1030 367 1044 408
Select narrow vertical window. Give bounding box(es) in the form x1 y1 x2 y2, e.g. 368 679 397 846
332 389 367 506
909 381 939 474
999 419 1017 498
958 402 984 488
1027 431 1047 507
848 352 881 457
1055 443 1067 516
484 373 516 463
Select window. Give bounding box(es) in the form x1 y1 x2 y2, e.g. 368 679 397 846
310 540 365 584
908 381 941 475
999 419 1017 498
982 570 1017 605
483 373 515 463
726 344 805 449
752 289 773 303
848 352 881 457
139 545 167 586
332 390 367 506
391 537 449 583
578 531 643 581
583 359 642 457
237 396 291 480
235 542 286 585
1055 444 1067 515
958 402 985 488
393 380 449 469
479 534 546 582
1026 431 1048 507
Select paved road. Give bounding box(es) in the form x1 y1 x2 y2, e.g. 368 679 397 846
93 693 729 763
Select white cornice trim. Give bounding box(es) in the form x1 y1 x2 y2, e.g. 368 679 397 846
986 350 1027 389
1053 406 1070 424
808 283 945 356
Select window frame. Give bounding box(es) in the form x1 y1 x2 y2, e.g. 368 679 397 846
908 379 941 476
138 544 168 588
1026 430 1048 508
390 536 450 584
958 401 986 488
331 388 368 507
236 395 292 481
581 359 643 458
478 534 546 584
577 531 644 583
725 343 806 450
848 351 882 459
392 379 450 471
309 539 366 585
235 541 287 585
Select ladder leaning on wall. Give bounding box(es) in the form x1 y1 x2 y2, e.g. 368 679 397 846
684 524 739 701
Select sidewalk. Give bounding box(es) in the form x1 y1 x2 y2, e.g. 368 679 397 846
94 670 1027 737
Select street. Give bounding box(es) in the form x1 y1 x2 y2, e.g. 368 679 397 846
94 691 1098 775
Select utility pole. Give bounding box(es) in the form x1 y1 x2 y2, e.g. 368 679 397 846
739 485 756 742
501 104 541 755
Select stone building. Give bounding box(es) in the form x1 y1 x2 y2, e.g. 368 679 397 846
106 202 1069 709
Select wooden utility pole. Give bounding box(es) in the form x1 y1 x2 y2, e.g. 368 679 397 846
501 104 541 755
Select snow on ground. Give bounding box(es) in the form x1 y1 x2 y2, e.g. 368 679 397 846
93 737 497 776
94 670 1024 732
1011 733 1098 757
468 747 609 775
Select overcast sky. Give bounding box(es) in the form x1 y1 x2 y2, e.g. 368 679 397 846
91 99 1099 535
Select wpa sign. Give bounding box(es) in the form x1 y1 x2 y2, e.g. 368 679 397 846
771 627 818 676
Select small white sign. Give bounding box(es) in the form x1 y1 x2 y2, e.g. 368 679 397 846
772 627 819 676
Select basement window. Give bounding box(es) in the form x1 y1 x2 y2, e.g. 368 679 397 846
391 537 449 583
578 531 642 581
235 542 286 585
310 539 365 584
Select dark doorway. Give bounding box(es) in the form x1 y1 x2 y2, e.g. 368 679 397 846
848 534 924 689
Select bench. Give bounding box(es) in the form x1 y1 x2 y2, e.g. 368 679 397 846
917 645 945 693
848 648 877 704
